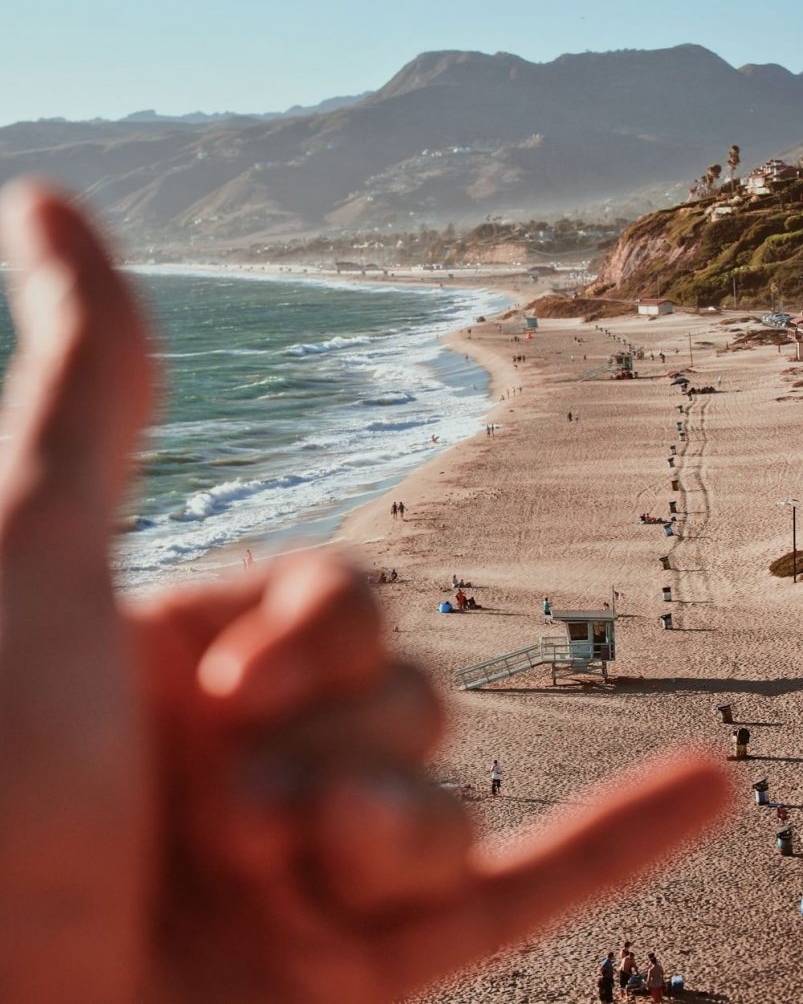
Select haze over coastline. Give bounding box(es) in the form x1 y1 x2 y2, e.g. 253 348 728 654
2 0 801 126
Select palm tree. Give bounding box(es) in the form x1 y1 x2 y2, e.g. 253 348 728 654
727 145 741 189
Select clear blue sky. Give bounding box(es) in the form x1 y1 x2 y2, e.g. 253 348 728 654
3 0 802 126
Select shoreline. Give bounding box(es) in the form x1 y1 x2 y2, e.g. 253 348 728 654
168 269 528 585
331 305 803 1003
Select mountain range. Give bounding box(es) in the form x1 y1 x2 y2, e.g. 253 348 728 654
1 44 802 251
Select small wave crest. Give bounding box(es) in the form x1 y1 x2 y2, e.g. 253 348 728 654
364 418 428 433
356 391 417 407
285 334 372 356
171 472 312 522
172 478 266 521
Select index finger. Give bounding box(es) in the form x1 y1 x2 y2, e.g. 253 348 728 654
0 180 154 1000
0 179 154 536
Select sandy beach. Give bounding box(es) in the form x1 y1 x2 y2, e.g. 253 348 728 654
333 302 803 1004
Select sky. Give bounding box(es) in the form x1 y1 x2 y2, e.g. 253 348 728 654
2 0 802 126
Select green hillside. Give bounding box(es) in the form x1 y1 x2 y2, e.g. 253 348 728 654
589 178 803 309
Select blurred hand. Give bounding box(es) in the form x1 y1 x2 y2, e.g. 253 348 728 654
0 181 730 1004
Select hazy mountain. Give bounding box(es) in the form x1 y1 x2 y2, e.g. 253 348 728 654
0 44 801 249
118 93 371 125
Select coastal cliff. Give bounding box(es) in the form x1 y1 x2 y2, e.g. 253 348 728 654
586 177 803 308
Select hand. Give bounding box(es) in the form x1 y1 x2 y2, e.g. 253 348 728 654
0 180 731 1004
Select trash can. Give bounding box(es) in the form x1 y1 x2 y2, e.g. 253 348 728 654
717 703 733 724
670 444 677 455
753 779 770 806
663 522 674 537
669 500 678 514
676 404 684 412
660 555 671 571
676 421 683 431
671 479 680 491
777 827 794 856
667 456 675 468
660 613 673 630
670 976 685 995
679 431 687 441
662 586 672 602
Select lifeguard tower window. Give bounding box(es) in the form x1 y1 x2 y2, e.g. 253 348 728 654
568 622 587 642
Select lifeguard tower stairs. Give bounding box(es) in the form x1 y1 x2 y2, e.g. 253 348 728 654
455 609 615 690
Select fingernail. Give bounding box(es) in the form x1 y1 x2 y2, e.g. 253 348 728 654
16 262 80 356
0 180 55 270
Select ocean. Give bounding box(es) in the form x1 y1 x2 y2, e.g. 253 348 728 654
0 268 510 590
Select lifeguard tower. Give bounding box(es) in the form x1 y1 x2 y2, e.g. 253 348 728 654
454 607 616 690
543 608 615 684
611 351 635 379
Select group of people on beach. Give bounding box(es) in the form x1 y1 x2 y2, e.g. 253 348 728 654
598 942 666 1001
390 500 406 519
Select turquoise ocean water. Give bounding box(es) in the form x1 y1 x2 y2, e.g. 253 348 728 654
0 269 509 590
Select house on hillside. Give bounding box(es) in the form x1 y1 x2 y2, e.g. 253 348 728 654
637 298 674 317
744 159 798 196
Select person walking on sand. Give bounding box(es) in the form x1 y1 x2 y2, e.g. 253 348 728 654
398 501 405 519
391 501 398 520
490 759 503 796
645 953 664 1002
542 596 552 623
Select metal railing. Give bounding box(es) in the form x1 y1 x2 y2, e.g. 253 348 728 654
455 637 613 690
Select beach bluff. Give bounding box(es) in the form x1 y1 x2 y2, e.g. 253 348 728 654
587 170 803 309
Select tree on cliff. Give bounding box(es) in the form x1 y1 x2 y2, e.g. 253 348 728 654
727 145 741 187
690 164 723 199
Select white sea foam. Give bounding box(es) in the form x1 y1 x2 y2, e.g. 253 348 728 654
112 275 514 591
284 334 373 356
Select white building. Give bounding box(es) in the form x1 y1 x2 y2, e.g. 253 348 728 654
637 298 674 316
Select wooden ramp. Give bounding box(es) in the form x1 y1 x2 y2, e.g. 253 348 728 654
456 636 609 690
